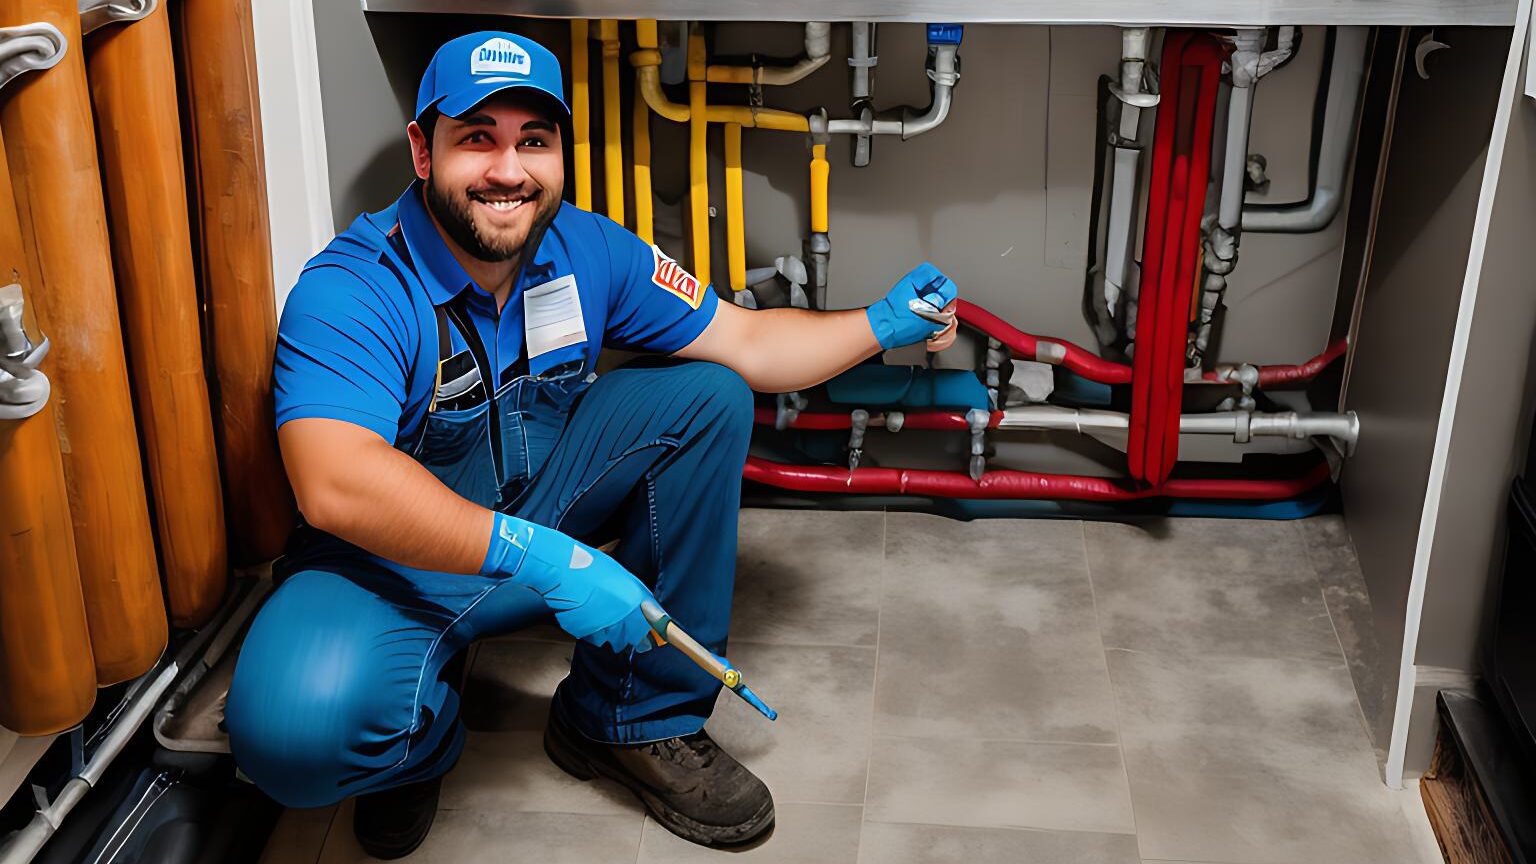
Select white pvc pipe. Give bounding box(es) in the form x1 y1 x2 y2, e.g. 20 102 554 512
1242 26 1368 233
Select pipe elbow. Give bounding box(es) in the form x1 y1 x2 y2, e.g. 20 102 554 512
1241 186 1342 233
636 66 690 123
901 84 953 139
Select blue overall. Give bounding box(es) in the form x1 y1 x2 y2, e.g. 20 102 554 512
226 183 749 809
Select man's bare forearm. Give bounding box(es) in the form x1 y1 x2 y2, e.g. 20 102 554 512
677 306 880 392
279 418 493 574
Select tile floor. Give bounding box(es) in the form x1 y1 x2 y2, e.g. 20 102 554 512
258 510 1444 864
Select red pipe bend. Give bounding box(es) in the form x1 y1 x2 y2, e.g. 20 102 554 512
743 456 1331 502
955 299 1133 385
1256 339 1349 388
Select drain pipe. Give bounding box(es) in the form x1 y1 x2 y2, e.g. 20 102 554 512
827 24 962 144
1242 27 1367 233
0 578 268 864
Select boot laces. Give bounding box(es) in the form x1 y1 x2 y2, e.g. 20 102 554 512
649 734 719 770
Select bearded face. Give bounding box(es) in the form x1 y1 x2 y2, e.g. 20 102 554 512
423 162 561 263
411 93 566 266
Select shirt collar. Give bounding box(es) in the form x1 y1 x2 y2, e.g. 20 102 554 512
395 180 560 307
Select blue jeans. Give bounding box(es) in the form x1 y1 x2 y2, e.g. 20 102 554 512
226 360 753 808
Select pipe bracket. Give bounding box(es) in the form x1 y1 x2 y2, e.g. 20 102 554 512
0 23 65 94
80 0 158 36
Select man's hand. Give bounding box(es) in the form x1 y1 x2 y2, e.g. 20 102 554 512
481 512 657 653
864 262 960 351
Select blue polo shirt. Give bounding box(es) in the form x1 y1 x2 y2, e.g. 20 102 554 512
273 181 719 447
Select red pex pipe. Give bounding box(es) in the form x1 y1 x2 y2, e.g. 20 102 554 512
956 299 1132 385
744 456 1331 501
1256 338 1349 388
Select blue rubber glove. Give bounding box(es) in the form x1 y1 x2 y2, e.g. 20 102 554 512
864 262 959 350
481 512 657 654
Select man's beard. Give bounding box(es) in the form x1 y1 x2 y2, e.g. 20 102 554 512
424 171 558 263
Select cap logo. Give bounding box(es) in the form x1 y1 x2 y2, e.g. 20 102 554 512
470 37 530 77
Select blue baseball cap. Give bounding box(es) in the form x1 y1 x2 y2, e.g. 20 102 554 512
415 31 571 124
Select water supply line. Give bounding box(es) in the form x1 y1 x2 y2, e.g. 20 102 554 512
633 68 654 243
1242 27 1368 233
826 24 962 143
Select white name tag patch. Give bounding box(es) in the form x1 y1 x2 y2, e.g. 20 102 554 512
523 274 587 359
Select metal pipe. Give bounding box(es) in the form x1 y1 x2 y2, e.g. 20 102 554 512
849 21 875 100
705 22 829 86
1101 27 1152 320
997 404 1358 452
0 580 264 864
826 27 960 141
1242 27 1368 233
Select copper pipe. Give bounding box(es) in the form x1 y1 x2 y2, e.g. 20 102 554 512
0 122 96 735
0 0 166 687
87 3 228 627
179 0 295 564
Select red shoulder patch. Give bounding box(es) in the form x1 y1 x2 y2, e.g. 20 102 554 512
650 246 704 310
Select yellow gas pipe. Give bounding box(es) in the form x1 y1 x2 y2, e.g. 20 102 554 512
724 122 745 292
633 82 653 244
570 19 591 211
687 30 710 285
598 20 624 226
810 142 829 234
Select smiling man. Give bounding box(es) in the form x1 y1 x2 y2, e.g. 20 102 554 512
225 31 957 858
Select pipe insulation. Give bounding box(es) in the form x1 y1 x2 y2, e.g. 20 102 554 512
1242 27 1368 233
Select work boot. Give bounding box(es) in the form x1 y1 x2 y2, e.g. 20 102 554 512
543 700 775 847
352 776 443 860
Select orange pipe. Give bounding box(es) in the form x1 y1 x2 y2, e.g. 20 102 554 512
179 0 296 565
87 4 229 627
0 0 166 686
0 125 97 735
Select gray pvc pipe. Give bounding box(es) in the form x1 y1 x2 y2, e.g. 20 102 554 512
1242 27 1369 233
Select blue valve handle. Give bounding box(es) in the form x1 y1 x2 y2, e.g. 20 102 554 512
641 600 778 721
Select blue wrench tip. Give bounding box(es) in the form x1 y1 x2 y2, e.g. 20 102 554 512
733 683 778 721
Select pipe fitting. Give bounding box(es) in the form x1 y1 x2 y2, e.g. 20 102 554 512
0 22 65 94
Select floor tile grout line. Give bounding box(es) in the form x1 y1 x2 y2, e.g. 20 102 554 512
861 814 1138 839
1080 518 1141 843
632 810 647 864
869 731 1122 747
856 507 887 839
1290 517 1382 759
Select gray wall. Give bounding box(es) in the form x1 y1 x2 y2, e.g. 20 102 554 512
1405 28 1536 767
307 10 1344 370
1337 25 1509 772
